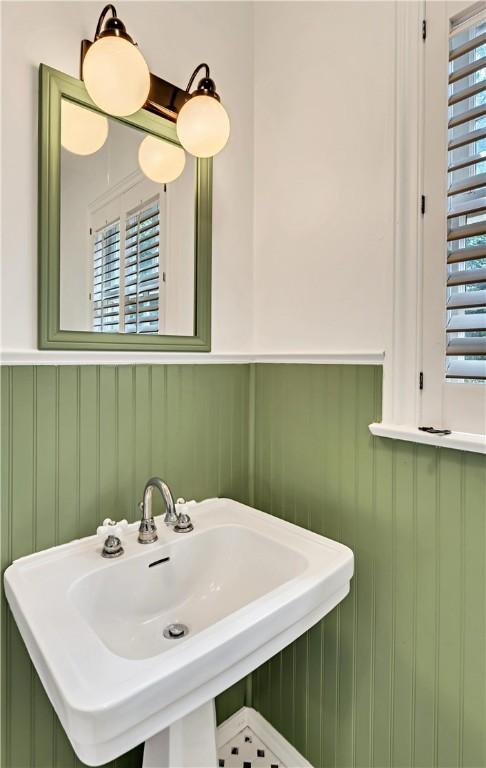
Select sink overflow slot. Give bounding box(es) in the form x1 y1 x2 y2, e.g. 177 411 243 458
148 556 170 568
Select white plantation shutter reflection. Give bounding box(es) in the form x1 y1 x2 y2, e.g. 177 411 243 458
92 221 121 333
124 199 161 334
447 14 486 380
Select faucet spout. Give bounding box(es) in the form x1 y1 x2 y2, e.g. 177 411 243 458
138 477 178 544
144 477 178 525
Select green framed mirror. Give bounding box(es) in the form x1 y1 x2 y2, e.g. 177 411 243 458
38 64 212 352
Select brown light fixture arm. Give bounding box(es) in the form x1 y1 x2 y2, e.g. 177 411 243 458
80 5 216 123
185 64 210 92
94 4 117 39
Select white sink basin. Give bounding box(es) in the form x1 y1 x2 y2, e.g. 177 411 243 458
71 524 309 661
4 498 353 766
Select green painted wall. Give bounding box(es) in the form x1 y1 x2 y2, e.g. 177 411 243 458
1 365 249 768
2 363 485 768
251 364 486 768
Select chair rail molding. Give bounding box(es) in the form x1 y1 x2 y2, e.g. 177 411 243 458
0 351 385 366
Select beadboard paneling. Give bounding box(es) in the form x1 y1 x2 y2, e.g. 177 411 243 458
251 364 486 768
2 362 485 768
1 364 249 768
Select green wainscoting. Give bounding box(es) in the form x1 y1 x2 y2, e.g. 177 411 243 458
1 365 249 768
251 365 486 768
2 363 485 768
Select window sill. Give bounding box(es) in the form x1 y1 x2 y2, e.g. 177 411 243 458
369 423 486 454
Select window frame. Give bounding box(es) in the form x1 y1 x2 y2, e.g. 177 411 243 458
368 0 486 453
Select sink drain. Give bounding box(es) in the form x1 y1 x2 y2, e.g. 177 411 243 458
163 623 189 640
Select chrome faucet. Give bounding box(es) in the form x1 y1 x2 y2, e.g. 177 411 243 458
138 477 193 543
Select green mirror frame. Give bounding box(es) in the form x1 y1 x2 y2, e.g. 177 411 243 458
38 64 212 352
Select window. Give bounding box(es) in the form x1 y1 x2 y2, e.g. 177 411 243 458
446 12 486 382
92 220 121 333
421 0 486 436
369 2 485 450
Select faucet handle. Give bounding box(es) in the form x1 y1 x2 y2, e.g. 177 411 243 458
97 519 127 558
174 512 194 533
97 518 128 540
174 499 194 534
101 534 124 558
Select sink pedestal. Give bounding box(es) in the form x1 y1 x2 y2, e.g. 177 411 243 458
142 700 217 768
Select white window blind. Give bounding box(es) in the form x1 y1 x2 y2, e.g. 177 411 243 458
92 220 120 333
447 13 486 381
124 199 161 334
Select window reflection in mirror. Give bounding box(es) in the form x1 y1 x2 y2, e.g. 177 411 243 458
59 98 195 336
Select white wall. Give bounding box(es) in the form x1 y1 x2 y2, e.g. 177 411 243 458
1 1 254 356
252 1 395 354
1 1 397 361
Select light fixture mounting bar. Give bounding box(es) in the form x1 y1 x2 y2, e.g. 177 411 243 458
80 39 191 123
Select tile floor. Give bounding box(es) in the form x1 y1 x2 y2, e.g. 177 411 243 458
218 725 285 768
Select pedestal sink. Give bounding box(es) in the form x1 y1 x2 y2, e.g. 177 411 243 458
4 498 353 767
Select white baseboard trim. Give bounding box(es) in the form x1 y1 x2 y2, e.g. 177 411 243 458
217 706 312 768
1 351 385 366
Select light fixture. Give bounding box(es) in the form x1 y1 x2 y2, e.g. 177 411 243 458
138 135 186 183
61 99 109 155
176 65 230 158
82 4 150 117
81 7 230 158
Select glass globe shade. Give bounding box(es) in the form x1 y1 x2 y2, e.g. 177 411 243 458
138 135 186 183
176 95 230 158
61 100 109 155
83 36 150 117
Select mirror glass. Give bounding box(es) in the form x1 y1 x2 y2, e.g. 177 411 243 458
59 98 195 336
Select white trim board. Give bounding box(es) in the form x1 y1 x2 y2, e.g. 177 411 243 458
369 422 486 455
382 0 425 427
217 707 312 768
0 351 385 366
